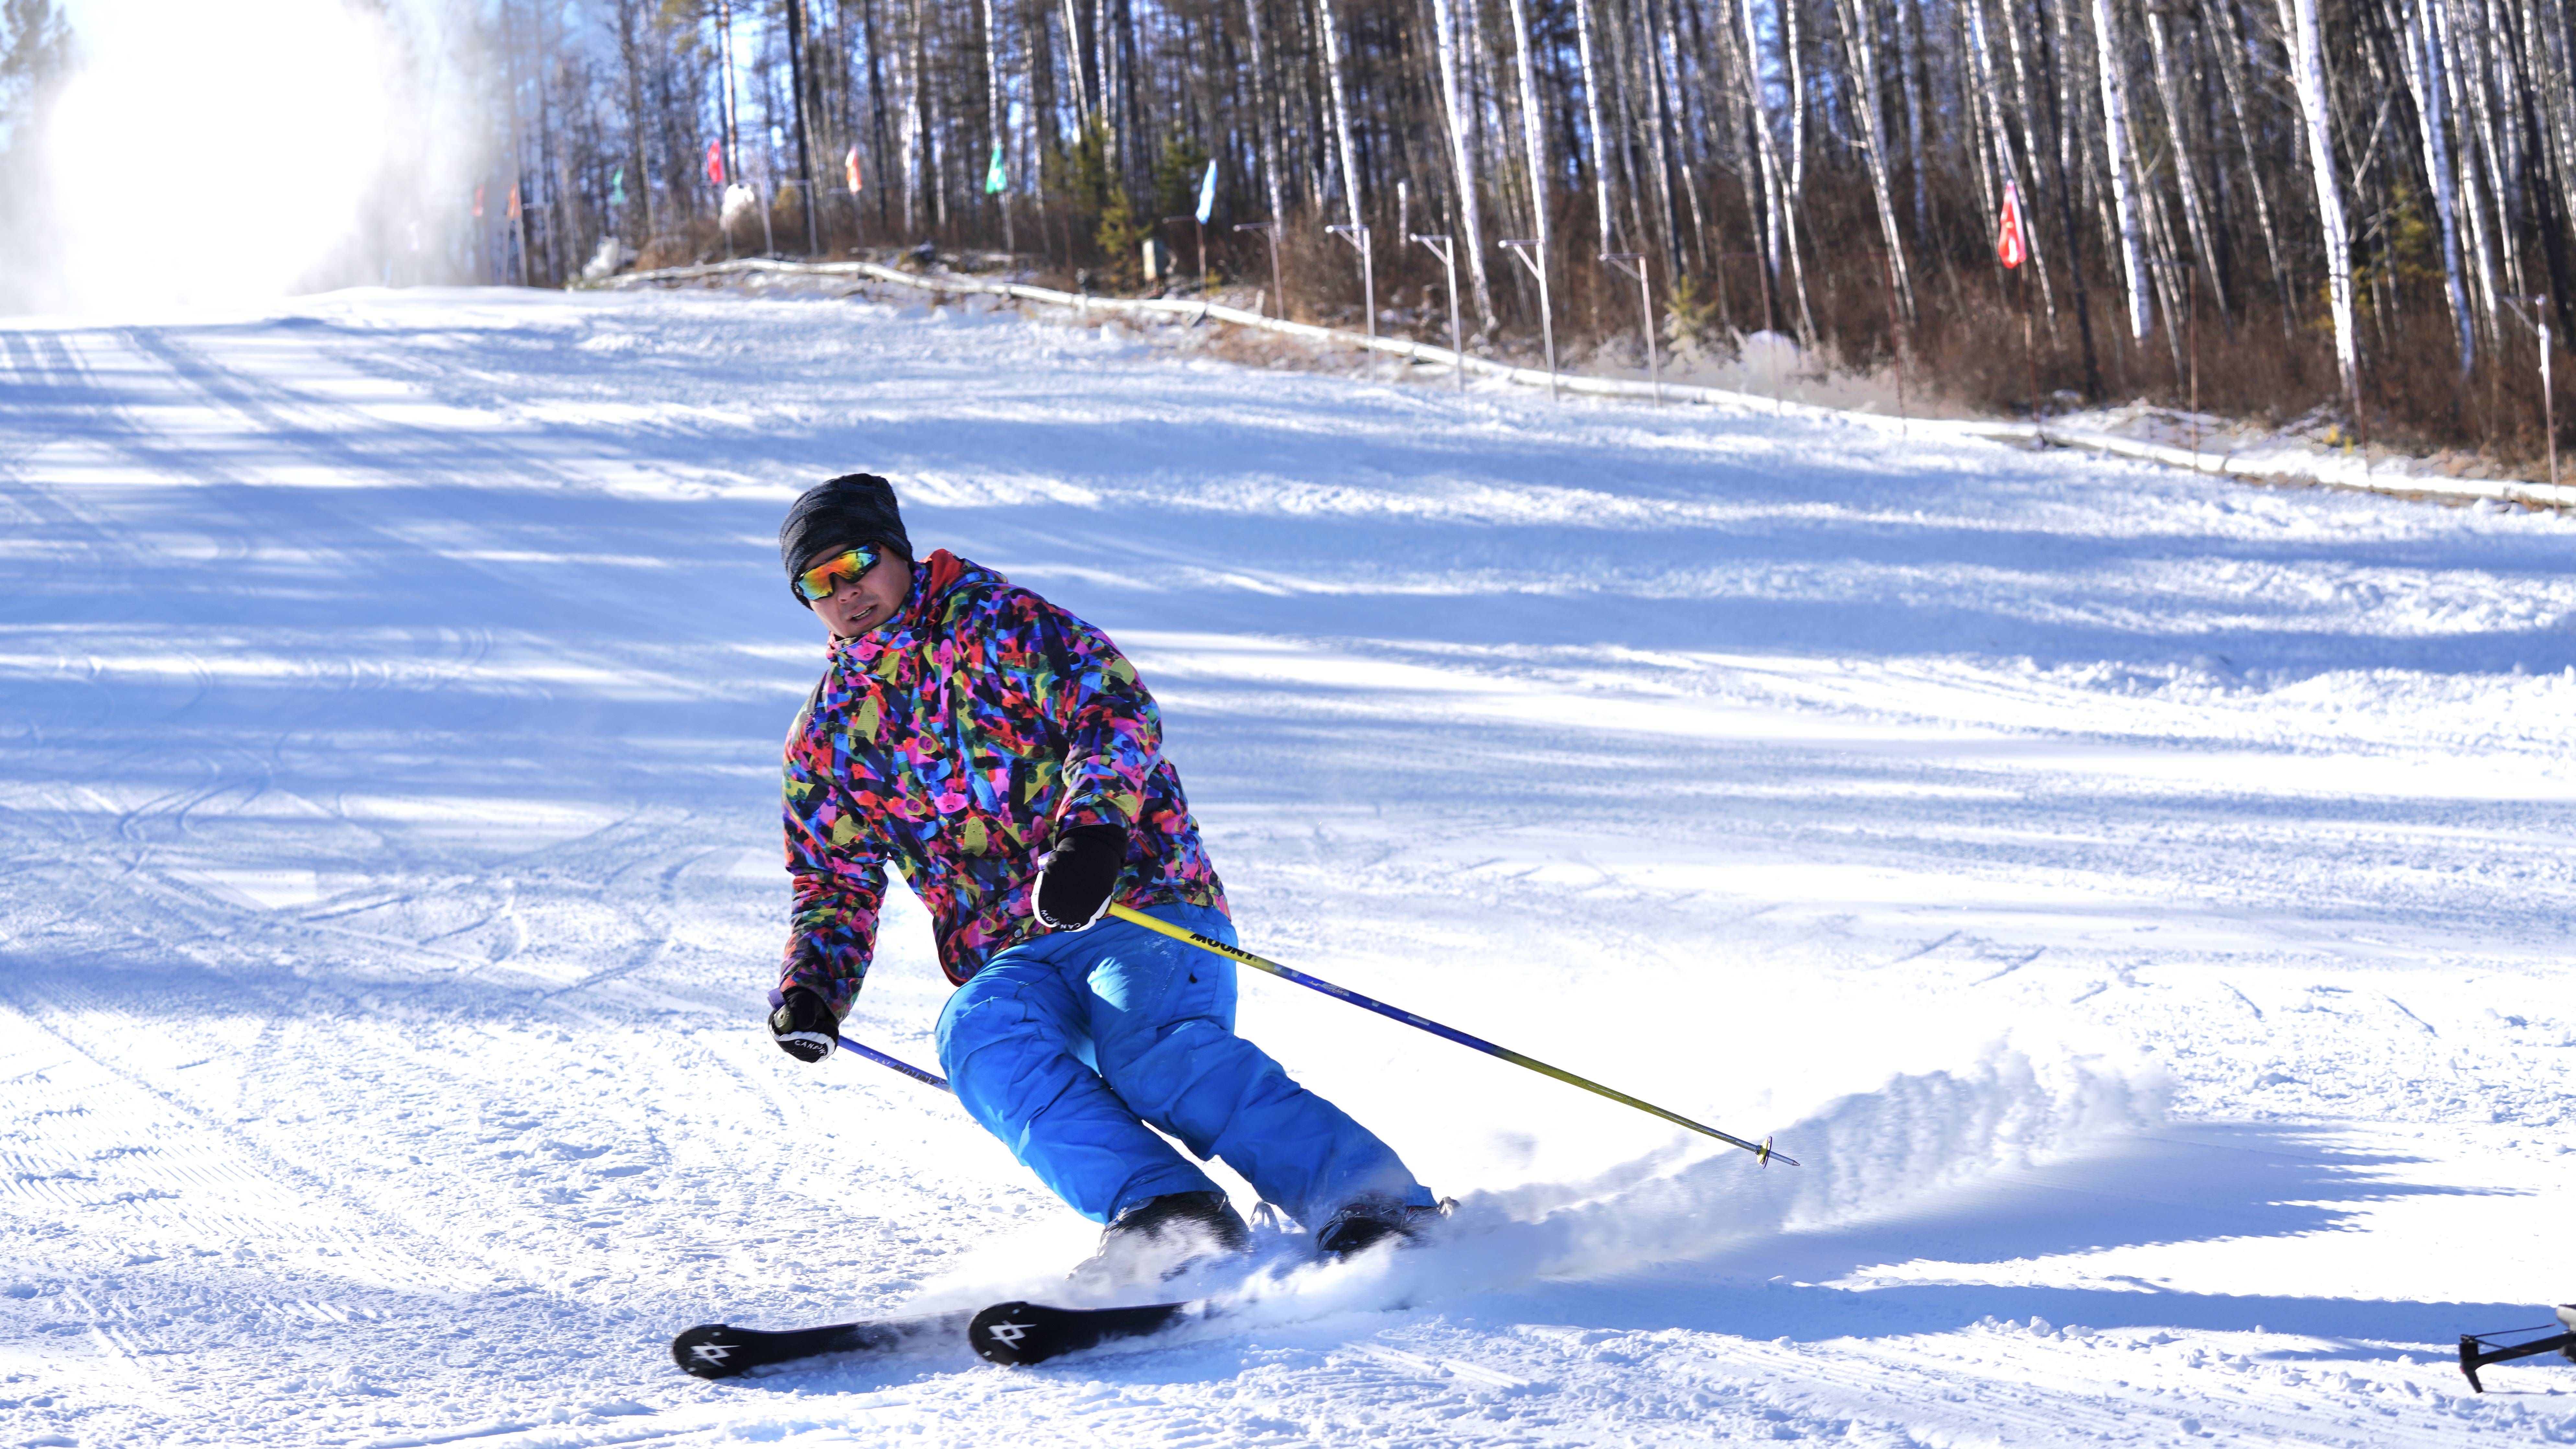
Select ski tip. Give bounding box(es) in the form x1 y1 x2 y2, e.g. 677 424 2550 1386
671 1324 751 1379
970 1301 1052 1368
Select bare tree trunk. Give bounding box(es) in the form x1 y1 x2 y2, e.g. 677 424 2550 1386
1602 0 1654 256
1784 0 1808 202
1739 0 1816 339
1835 0 1917 323
501 0 532 283
981 0 1013 251
2282 0 2361 408
715 0 743 188
2434 0 2505 335
2209 0 2297 335
927 13 949 240
539 0 570 284
2392 0 2473 367
2145 9 2227 326
1093 0 1117 174
2087 0 2151 340
1898 0 1928 235
789 0 821 254
1060 0 1091 119
2036 0 2106 396
617 0 652 243
1317 0 1363 226
1638 0 1685 272
902 0 924 235
1429 0 1499 329
2507 0 2576 338
862 0 892 236
1968 0 2050 327
1245 0 1285 227
1507 0 1553 269
1575 0 1616 256
1987 0 2063 336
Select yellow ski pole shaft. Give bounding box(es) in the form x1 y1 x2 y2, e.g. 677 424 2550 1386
1106 904 1793 1166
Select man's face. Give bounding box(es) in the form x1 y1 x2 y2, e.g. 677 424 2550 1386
802 544 911 639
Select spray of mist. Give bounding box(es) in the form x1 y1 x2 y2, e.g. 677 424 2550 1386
12 0 490 315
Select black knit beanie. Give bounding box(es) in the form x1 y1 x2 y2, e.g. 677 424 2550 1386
780 473 913 604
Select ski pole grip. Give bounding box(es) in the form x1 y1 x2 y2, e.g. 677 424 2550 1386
765 989 952 1092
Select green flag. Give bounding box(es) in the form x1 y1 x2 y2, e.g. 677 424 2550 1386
609 167 626 205
983 144 1006 195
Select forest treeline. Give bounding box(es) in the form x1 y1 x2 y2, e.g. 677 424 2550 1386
13 0 2576 457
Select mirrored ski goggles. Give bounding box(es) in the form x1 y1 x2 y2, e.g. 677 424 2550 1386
793 543 884 602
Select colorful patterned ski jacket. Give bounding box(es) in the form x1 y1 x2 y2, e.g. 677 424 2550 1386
777 550 1226 1014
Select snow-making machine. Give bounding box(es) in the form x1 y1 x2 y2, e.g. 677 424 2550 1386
2458 1304 2576 1392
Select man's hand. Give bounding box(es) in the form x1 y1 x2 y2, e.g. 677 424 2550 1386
1034 822 1127 931
767 987 840 1062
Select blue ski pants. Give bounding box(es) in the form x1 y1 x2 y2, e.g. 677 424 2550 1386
935 902 1432 1228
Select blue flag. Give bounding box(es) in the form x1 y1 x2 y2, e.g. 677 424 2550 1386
1195 159 1217 224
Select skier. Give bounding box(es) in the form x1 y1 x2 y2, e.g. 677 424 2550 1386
762 473 1442 1281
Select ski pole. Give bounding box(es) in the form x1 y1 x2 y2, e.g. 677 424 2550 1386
768 989 950 1091
838 1035 950 1092
1106 904 1793 1166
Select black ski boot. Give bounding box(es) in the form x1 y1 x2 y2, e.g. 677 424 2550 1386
1315 1195 1452 1259
1069 1191 1253 1287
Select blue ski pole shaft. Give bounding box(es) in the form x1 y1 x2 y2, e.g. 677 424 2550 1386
838 1035 950 1092
1106 904 1791 1166
771 987 949 1090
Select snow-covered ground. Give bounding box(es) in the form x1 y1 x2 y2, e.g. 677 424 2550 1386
4 287 2573 1448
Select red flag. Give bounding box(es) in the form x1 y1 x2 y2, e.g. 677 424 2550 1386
1996 181 2027 270
473 185 484 218
507 184 521 220
705 140 725 186
844 145 862 194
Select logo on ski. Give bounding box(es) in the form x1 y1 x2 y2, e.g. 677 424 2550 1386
670 1312 969 1380
969 1298 1193 1366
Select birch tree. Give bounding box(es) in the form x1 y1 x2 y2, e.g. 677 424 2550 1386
1428 0 1499 328
2282 0 2361 408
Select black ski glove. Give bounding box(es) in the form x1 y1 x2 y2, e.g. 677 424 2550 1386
767 986 840 1063
1033 822 1127 931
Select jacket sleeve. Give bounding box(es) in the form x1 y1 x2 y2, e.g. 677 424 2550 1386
1030 597 1163 842
778 716 885 1019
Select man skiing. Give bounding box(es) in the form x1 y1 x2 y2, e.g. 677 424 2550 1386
763 473 1441 1280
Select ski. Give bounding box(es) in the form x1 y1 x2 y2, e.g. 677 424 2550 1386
968 1298 1207 1366
671 1310 971 1379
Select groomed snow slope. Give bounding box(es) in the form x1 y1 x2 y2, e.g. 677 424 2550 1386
3 287 2572 1448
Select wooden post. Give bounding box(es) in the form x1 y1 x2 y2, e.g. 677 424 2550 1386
2504 296 2558 489
1235 221 1283 319
2025 270 2041 441
1602 252 1660 405
1881 249 1904 431
1328 222 1376 364
1501 239 1555 400
2535 319 2555 487
1414 232 1466 393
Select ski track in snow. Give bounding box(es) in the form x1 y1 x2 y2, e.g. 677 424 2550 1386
2 286 2572 1446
